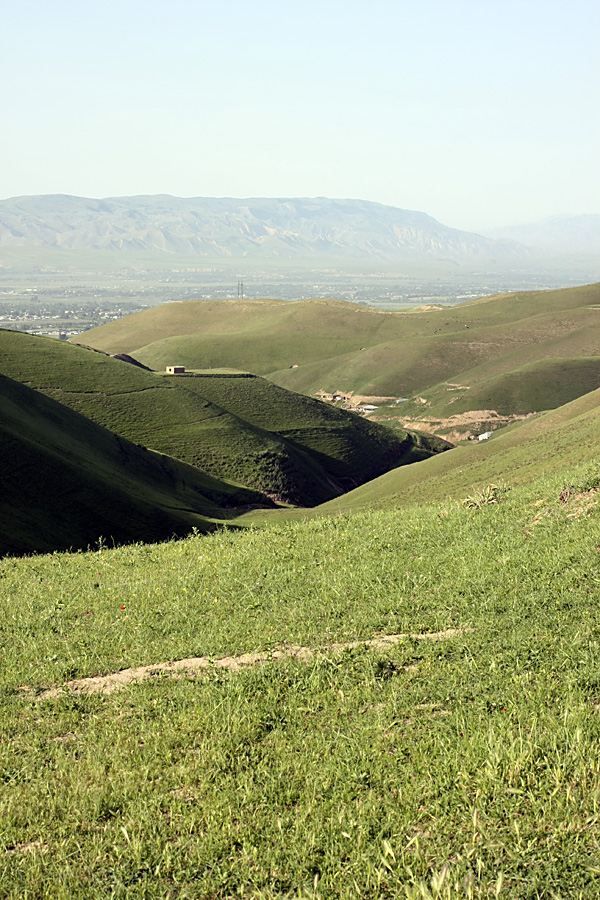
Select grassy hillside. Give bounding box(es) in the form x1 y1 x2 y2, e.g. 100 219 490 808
79 286 600 414
80 297 394 371
167 373 448 490
317 385 600 514
270 300 600 401
396 356 600 419
0 373 268 557
2 459 600 896
0 330 443 507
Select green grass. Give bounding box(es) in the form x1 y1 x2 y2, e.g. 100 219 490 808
79 285 600 413
399 354 600 420
316 386 600 514
2 461 600 896
168 373 448 489
0 330 445 507
4 285 600 895
0 373 268 556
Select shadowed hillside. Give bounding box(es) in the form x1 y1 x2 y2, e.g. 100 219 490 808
0 374 270 556
0 330 445 507
168 372 449 493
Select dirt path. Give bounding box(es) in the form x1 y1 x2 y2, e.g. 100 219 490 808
29 628 470 700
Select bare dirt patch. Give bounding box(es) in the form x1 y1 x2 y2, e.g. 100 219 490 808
6 841 50 856
563 487 599 520
344 393 397 407
29 628 471 701
411 305 445 311
315 390 398 408
374 408 536 442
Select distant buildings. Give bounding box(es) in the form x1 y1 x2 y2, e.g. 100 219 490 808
166 365 186 374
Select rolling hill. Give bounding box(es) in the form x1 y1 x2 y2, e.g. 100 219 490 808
166 372 449 492
80 284 600 426
0 373 270 556
0 330 445 507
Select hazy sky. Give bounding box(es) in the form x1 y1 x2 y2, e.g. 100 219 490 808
3 0 599 230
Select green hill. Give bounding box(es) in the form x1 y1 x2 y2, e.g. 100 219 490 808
0 330 444 507
397 356 600 420
166 372 448 494
79 285 600 419
317 385 600 514
270 293 600 401
0 374 268 557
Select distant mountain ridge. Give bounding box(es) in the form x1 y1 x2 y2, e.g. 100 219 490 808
485 214 600 255
0 194 529 261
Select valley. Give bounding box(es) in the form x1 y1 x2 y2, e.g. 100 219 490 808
3 255 594 338
3 0 598 881
2 280 600 549
2 278 600 897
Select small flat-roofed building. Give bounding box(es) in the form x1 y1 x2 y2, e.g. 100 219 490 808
166 366 186 374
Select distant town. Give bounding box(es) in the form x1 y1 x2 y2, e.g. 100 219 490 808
1 261 594 338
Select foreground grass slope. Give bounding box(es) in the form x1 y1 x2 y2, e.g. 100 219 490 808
80 285 600 412
0 329 443 506
2 461 600 897
0 374 270 556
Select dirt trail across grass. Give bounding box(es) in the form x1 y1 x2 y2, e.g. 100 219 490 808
29 628 470 701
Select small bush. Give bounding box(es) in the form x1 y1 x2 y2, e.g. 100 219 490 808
461 483 509 509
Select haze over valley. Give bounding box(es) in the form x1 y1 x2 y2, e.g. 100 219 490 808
1 195 598 339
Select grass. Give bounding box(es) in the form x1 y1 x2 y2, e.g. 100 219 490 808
0 330 445 507
0 372 270 556
78 285 600 411
168 373 448 488
398 354 600 420
2 461 600 896
3 285 600 895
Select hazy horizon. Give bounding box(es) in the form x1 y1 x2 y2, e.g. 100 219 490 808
2 191 599 236
3 0 599 232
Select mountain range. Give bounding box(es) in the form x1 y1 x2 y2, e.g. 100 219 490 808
485 214 600 255
0 194 530 261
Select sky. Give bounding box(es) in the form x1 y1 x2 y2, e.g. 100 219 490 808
2 0 599 231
